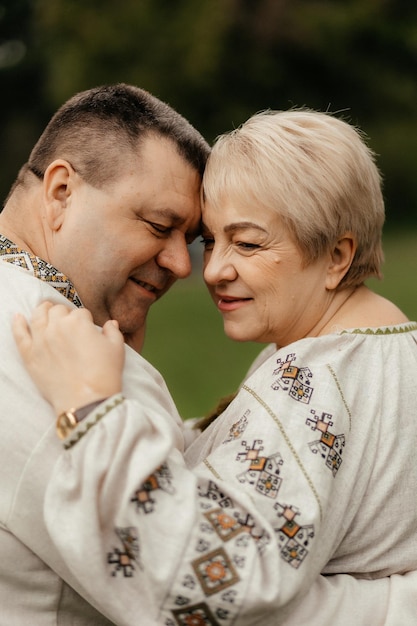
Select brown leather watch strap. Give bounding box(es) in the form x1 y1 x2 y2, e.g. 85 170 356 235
56 398 108 440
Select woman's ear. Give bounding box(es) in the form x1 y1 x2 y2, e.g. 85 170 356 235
42 160 76 231
326 233 357 290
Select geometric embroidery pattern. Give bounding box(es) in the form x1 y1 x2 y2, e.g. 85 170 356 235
130 462 175 513
203 508 270 555
204 509 244 542
0 234 82 307
223 410 250 443
236 440 283 498
198 481 234 510
192 547 239 596
107 526 140 577
271 353 313 403
171 602 220 625
274 504 314 569
233 512 271 553
306 410 345 476
198 486 271 554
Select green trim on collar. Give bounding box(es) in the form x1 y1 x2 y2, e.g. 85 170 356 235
341 322 417 336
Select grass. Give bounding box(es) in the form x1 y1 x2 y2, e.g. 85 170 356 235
143 229 417 420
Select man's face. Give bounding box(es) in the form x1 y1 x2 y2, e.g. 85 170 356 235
52 135 202 346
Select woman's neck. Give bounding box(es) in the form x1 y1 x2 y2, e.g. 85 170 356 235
315 285 409 336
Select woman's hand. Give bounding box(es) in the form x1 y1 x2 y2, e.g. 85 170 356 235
12 302 125 416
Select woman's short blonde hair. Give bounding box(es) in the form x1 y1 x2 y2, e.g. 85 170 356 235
203 109 385 288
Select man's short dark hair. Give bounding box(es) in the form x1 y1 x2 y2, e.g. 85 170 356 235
22 83 210 188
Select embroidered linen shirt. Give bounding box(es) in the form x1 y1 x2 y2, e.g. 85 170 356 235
1 234 416 625
42 320 417 625
0 237 185 625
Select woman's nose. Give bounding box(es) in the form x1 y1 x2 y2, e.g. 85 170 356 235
203 247 237 284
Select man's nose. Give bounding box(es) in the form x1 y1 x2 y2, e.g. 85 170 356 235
157 235 192 279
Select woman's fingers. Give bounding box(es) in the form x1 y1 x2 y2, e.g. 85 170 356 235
102 319 124 347
30 300 57 329
12 302 125 414
47 303 94 324
12 312 32 358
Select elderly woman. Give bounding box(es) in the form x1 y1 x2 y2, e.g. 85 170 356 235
13 110 417 625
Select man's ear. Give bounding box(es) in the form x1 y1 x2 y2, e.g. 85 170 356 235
42 160 76 231
325 233 357 290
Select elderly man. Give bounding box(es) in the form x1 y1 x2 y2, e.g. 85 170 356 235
1 85 415 625
0 83 209 624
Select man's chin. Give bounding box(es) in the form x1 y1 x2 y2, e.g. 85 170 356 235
123 327 146 353
109 300 151 352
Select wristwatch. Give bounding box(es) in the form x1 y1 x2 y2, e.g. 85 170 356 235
56 399 107 440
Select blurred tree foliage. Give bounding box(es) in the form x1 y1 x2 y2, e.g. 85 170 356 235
1 0 417 224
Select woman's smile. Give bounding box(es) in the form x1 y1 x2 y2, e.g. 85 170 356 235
216 294 253 312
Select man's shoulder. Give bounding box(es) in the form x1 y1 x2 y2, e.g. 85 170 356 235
0 259 71 309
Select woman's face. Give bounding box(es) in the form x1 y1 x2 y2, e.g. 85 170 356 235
202 198 333 347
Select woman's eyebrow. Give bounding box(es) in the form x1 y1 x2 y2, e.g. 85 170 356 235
224 221 268 234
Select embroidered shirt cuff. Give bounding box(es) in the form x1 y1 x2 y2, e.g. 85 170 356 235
62 394 125 450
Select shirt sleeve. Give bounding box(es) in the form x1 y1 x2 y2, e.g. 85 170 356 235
43 356 408 626
280 571 417 626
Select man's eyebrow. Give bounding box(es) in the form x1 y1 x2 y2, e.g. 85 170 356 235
145 208 185 225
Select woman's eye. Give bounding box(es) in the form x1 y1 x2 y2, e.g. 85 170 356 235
200 236 214 250
237 241 260 250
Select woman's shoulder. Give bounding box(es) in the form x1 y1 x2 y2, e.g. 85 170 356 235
328 286 410 331
246 320 417 385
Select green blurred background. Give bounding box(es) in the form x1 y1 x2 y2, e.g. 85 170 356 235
2 0 417 418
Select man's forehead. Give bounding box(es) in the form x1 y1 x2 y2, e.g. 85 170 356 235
133 132 190 167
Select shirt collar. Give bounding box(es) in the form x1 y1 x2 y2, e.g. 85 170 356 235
0 234 83 308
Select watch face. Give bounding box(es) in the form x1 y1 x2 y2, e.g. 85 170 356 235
56 411 78 440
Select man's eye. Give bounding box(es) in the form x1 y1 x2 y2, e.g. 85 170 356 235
149 222 171 235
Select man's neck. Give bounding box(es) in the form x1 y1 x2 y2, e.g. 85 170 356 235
0 224 33 254
0 191 46 258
